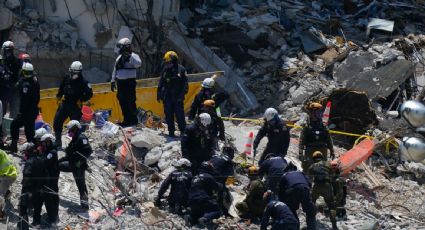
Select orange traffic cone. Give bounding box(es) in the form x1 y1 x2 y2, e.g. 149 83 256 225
243 131 254 156
323 101 332 126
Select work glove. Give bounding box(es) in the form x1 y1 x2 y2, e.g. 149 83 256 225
111 81 116 92
156 92 162 103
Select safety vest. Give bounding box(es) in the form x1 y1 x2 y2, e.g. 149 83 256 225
0 150 17 178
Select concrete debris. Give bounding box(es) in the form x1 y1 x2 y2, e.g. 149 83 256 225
0 7 13 30
130 129 165 149
4 0 20 9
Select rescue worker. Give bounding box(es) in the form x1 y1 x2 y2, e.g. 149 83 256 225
40 134 59 224
157 51 188 137
0 149 17 220
188 78 215 120
155 158 192 214
54 61 93 147
181 113 215 173
185 161 223 227
279 162 316 229
261 191 299 230
10 62 40 153
0 41 21 120
309 151 338 230
17 143 47 229
299 102 334 172
235 166 266 223
330 161 347 219
209 146 235 185
110 38 141 127
259 153 287 194
253 108 290 165
58 120 92 210
201 99 225 149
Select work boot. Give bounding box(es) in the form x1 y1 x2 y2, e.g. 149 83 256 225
10 140 18 153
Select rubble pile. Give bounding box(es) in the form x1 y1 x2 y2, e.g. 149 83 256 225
176 0 425 114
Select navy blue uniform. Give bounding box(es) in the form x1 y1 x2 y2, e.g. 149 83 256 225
188 88 228 120
59 132 92 209
157 169 192 211
210 153 234 184
11 76 40 143
259 156 287 194
253 119 290 165
181 123 215 173
42 147 59 223
54 74 93 145
188 172 222 224
279 171 316 230
261 200 299 230
157 63 188 135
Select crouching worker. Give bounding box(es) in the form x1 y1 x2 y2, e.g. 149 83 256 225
59 120 92 211
261 191 299 230
155 158 192 215
185 162 222 228
18 143 47 229
236 166 266 223
0 149 17 221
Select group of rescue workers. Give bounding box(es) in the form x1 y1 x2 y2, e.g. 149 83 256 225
0 37 347 230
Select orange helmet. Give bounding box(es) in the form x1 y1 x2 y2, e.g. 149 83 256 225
308 102 323 110
203 99 216 108
312 151 324 160
248 166 259 175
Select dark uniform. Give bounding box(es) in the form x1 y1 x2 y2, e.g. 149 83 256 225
187 172 222 225
259 155 287 194
261 200 299 230
309 160 337 229
299 120 334 171
10 76 40 145
157 63 188 136
209 149 234 185
181 123 215 173
236 179 266 221
18 148 47 229
188 88 228 120
42 145 59 223
253 118 290 165
58 131 92 210
279 170 316 229
201 105 225 148
156 169 192 214
54 74 93 146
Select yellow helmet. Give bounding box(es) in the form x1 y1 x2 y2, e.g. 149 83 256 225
308 102 323 110
163 51 178 62
203 99 216 108
248 166 259 175
312 151 324 160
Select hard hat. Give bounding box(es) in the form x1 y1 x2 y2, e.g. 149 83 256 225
41 133 56 142
21 63 34 78
400 100 425 128
34 128 48 139
2 41 14 49
398 136 425 162
20 142 34 152
203 99 216 108
117 37 131 48
163 51 178 62
264 108 278 121
248 166 259 175
66 120 82 129
308 102 323 110
69 61 83 72
312 151 324 160
199 113 212 127
19 53 31 61
201 78 215 88
173 158 192 168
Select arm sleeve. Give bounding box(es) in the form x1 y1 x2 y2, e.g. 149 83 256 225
111 56 119 82
181 131 190 159
253 125 267 150
181 68 189 97
34 82 40 107
129 53 142 68
80 81 93 102
218 117 225 138
283 124 290 154
157 72 165 98
299 127 307 152
56 78 65 98
325 128 334 150
157 174 172 198
260 203 271 230
189 94 201 120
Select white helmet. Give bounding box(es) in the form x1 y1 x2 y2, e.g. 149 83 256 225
66 120 82 129
2 41 14 49
22 63 34 78
34 128 48 139
202 78 215 88
41 133 56 142
20 142 34 152
173 158 192 168
69 61 83 73
264 108 278 121
199 113 212 127
117 37 131 48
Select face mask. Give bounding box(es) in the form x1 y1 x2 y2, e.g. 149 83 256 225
68 130 75 138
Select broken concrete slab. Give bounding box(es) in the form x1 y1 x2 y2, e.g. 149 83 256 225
0 7 14 31
130 129 165 149
4 0 20 9
166 26 259 113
